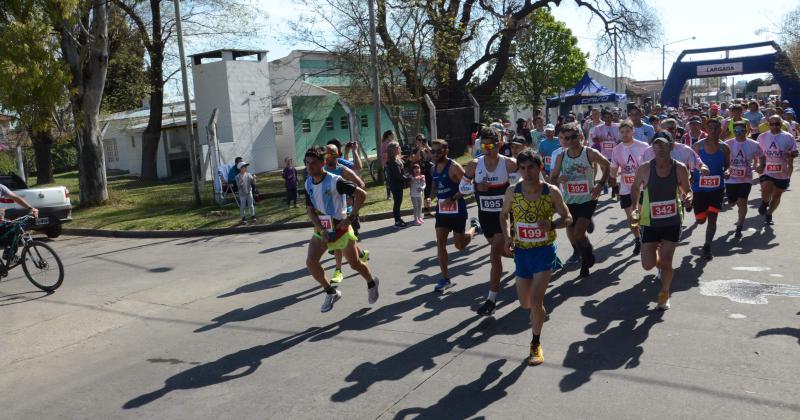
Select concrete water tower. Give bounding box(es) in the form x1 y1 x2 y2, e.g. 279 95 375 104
190 49 278 180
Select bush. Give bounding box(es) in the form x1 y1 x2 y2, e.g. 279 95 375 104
23 139 78 176
0 150 17 174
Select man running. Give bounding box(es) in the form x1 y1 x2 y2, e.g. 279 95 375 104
690 119 730 259
725 120 764 238
629 105 655 143
323 144 369 283
590 109 620 198
461 127 518 315
631 132 693 310
500 149 572 366
304 147 379 312
610 119 649 255
550 122 611 277
642 119 708 175
757 115 798 225
430 139 478 292
538 124 560 177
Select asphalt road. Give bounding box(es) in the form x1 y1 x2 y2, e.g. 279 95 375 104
1 176 799 419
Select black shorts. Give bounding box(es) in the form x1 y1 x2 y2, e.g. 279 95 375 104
725 183 752 202
478 211 503 238
435 215 467 234
759 175 790 191
693 189 725 219
620 194 632 209
567 200 598 223
641 225 681 243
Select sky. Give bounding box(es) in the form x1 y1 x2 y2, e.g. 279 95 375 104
238 0 796 83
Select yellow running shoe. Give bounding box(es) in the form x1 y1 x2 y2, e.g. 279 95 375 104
331 268 343 284
657 291 671 310
528 343 544 366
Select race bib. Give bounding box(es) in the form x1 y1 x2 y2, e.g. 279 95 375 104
730 167 746 178
516 222 548 243
318 215 335 233
650 199 677 219
566 181 591 196
622 174 636 186
699 175 721 188
602 141 615 150
478 195 504 212
438 198 458 215
766 163 783 174
544 156 552 166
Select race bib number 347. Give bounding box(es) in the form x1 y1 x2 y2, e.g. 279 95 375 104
478 195 503 212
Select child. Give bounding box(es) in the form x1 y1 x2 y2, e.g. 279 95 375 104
282 158 298 208
236 162 256 224
409 163 426 225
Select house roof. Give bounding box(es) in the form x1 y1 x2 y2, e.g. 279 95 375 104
101 101 195 123
188 49 268 59
321 85 418 104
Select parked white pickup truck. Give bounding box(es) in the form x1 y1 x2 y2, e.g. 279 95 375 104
0 174 72 238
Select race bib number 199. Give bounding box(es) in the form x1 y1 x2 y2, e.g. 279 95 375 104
479 195 503 212
438 199 458 215
650 199 677 219
516 222 547 243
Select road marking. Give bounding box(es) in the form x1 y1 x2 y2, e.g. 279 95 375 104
700 279 800 304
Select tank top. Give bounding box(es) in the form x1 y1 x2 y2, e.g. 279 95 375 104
305 172 348 221
691 141 725 192
641 159 683 227
512 182 556 249
560 147 595 205
432 159 467 217
475 156 510 213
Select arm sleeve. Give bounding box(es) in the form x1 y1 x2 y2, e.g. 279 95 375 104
336 178 357 196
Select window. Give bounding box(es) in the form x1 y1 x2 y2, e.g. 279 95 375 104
360 115 368 128
103 139 118 163
274 121 283 136
131 136 136 148
340 116 349 129
301 119 311 133
325 117 334 130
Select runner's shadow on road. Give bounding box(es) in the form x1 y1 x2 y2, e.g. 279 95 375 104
217 266 313 298
756 327 800 345
392 359 527 420
195 287 319 332
356 226 405 241
545 258 637 315
258 239 307 254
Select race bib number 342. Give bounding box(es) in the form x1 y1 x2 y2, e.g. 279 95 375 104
478 195 503 212
650 199 677 219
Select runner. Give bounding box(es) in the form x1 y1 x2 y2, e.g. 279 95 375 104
690 119 730 259
461 127 518 315
550 122 611 277
323 144 369 284
722 104 750 139
628 105 655 143
757 115 799 225
642 120 708 175
631 132 693 310
725 120 764 238
500 149 572 366
682 117 708 145
303 147 379 313
430 139 478 292
538 124 560 177
582 108 602 140
610 120 649 255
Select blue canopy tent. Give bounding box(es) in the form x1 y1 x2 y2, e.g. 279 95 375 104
546 72 627 116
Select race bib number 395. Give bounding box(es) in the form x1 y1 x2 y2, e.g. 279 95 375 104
650 199 677 219
478 195 503 212
516 222 547 243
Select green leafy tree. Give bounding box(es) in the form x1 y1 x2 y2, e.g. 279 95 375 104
102 5 149 114
505 8 587 110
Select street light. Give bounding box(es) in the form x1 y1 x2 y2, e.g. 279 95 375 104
662 36 696 81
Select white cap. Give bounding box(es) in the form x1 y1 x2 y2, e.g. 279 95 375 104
544 124 555 131
237 162 249 169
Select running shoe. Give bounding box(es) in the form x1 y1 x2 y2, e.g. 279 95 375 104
330 268 343 283
758 201 768 215
657 291 671 310
702 243 712 260
470 217 481 235
359 249 370 263
734 225 743 239
765 214 774 226
528 343 544 366
367 277 380 304
477 299 496 316
321 290 342 312
632 239 641 255
434 278 453 292
566 250 580 264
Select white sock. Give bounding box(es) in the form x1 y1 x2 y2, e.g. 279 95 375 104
487 291 497 302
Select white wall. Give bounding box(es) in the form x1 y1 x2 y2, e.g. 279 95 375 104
272 108 296 166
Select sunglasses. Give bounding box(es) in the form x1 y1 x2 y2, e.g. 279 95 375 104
769 123 782 127
563 134 579 140
481 143 496 150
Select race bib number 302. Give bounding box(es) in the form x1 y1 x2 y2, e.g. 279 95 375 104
438 198 458 215
516 222 547 243
567 181 590 195
318 215 335 232
699 175 721 188
650 199 677 219
479 195 503 212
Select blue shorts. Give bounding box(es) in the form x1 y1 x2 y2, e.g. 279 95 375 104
514 244 557 279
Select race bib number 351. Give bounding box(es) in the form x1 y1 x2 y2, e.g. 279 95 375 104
650 199 677 219
478 195 503 212
516 222 547 243
438 199 458 214
699 175 721 188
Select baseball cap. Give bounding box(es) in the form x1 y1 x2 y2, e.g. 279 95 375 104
651 131 674 144
710 104 720 111
783 108 795 116
237 162 249 169
544 123 555 131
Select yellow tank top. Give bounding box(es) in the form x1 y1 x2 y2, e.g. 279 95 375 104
512 182 556 248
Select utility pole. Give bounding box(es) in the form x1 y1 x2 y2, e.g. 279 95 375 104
613 29 619 93
367 0 383 181
174 0 201 206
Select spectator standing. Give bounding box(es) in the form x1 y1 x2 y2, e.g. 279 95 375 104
380 130 395 200
236 162 256 224
386 141 407 228
228 156 243 191
282 158 298 208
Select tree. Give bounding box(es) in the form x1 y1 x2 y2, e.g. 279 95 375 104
112 0 257 182
53 0 111 205
779 5 800 76
504 8 587 110
0 1 71 185
102 5 149 114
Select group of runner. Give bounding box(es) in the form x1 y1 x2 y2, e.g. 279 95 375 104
301 100 798 366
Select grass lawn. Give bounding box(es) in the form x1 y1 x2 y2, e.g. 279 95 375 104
42 154 473 231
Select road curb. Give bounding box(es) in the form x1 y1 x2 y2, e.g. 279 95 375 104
63 198 476 239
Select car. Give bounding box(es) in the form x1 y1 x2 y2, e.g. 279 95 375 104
0 174 72 238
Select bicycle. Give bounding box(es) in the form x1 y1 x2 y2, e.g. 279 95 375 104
0 215 64 292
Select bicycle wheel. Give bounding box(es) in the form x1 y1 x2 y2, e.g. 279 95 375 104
21 240 64 292
367 160 380 184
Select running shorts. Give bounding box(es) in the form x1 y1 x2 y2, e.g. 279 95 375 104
435 214 467 234
514 244 557 279
725 183 752 202
759 175 790 191
567 200 598 224
641 225 681 243
693 189 725 220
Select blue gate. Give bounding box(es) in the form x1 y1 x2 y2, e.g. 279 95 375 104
660 41 800 108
